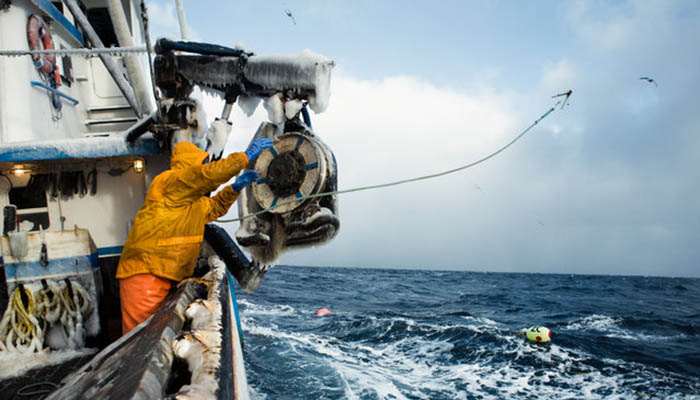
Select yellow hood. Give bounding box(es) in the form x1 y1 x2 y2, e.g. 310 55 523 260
170 142 209 170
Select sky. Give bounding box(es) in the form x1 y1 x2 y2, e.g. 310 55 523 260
146 1 700 277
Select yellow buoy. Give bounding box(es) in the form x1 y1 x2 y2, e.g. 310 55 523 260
525 326 551 343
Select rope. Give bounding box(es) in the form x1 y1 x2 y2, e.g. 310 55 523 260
0 46 147 57
0 286 44 353
0 280 93 354
217 106 556 223
16 381 58 396
140 1 165 126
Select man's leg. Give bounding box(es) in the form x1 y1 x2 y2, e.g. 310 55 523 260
119 273 173 334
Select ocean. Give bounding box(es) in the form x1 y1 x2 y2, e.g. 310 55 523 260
236 266 700 399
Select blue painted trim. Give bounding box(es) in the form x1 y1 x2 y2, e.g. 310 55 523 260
256 177 268 184
2 247 119 269
30 0 84 45
270 196 278 208
295 136 304 150
269 148 278 158
4 252 98 281
226 269 244 344
295 191 303 199
31 81 79 105
306 162 318 170
0 134 161 162
98 246 123 257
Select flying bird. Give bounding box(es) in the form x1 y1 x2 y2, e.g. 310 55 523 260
552 89 573 109
639 77 658 87
284 9 297 25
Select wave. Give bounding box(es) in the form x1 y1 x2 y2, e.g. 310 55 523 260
243 307 698 399
560 314 689 342
238 298 297 317
236 266 700 399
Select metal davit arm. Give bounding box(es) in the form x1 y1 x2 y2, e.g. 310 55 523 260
62 0 142 117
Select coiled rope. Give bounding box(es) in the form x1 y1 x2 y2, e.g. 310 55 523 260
0 285 44 353
218 106 556 223
0 280 93 353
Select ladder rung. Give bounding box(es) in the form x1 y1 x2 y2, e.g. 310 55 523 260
87 105 133 112
85 117 138 125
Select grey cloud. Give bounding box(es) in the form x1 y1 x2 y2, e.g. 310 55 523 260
213 1 700 277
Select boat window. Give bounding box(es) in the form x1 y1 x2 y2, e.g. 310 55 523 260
86 7 119 47
8 184 50 232
62 49 74 86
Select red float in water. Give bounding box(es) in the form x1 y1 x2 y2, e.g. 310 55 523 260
316 308 332 316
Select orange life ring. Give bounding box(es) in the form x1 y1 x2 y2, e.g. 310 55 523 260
26 14 58 78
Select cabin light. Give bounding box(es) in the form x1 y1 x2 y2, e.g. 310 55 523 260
133 159 145 173
12 165 27 176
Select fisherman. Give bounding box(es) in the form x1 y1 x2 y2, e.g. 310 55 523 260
116 127 273 334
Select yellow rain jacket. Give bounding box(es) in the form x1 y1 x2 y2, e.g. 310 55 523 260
116 142 249 282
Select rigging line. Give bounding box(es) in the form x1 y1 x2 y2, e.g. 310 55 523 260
0 47 147 57
217 106 556 223
140 1 164 126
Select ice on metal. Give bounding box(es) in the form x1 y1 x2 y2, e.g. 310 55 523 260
263 94 286 125
244 50 334 113
237 96 262 117
284 99 304 120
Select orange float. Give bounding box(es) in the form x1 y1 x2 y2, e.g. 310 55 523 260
315 308 332 316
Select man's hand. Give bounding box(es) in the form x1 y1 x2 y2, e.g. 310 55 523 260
244 137 274 162
232 170 259 193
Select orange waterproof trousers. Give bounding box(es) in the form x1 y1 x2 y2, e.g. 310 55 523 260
119 273 173 334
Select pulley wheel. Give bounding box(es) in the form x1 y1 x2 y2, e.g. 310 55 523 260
253 133 327 214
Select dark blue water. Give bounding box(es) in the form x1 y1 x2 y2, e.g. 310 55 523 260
236 267 700 399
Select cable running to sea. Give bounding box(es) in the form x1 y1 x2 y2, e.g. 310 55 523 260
217 106 557 223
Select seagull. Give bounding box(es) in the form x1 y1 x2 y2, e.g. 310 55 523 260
552 89 573 109
284 9 297 25
639 77 658 87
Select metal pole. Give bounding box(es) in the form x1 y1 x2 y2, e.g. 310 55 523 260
174 0 190 41
107 0 153 115
62 0 142 116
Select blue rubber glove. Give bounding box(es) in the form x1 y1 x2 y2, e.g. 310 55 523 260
244 137 274 162
232 170 259 193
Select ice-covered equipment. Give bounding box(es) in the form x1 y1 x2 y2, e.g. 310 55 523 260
145 38 340 266
145 39 334 153
236 121 339 263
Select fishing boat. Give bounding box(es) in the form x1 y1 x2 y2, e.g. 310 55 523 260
0 1 339 398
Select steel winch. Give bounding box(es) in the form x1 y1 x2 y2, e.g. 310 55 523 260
140 38 339 269
236 121 339 263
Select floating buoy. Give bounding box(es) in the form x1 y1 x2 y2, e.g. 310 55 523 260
315 308 332 316
525 326 551 343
